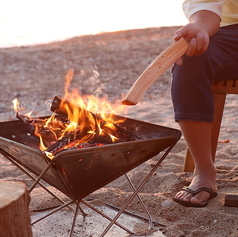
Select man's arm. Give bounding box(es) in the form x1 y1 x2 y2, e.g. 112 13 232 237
175 10 221 58
190 10 221 36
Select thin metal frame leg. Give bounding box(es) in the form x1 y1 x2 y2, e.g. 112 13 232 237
29 159 54 192
69 200 80 237
103 202 166 227
1 152 74 211
124 173 154 230
81 200 135 235
100 145 174 237
31 199 75 225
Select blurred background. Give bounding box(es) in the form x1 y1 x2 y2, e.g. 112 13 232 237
0 0 187 48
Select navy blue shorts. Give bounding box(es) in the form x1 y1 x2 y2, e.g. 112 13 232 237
171 24 238 122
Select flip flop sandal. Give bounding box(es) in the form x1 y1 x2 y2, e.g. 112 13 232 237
173 186 218 208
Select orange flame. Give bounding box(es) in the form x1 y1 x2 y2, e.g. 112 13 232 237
12 98 19 112
13 70 128 159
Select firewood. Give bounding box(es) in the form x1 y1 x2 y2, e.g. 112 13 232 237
0 181 32 237
16 112 45 125
122 38 188 105
50 96 142 141
17 96 143 155
224 193 238 207
113 123 142 141
44 131 80 154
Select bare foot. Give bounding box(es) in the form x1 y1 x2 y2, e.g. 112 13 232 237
174 169 217 206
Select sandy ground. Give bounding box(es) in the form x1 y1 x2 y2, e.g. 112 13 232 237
0 26 238 237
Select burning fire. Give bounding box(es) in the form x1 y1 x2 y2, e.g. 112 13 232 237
13 70 129 159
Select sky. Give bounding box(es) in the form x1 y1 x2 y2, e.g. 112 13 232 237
0 0 188 48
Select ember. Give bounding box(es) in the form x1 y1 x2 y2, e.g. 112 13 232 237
12 70 140 158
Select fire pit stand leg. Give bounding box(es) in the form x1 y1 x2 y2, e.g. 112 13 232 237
31 199 75 225
80 200 135 235
124 173 154 230
0 149 75 211
100 144 174 237
103 202 166 227
69 200 81 237
29 159 55 193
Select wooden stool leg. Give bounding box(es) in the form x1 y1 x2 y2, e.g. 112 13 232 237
183 148 195 172
183 92 227 172
211 93 226 160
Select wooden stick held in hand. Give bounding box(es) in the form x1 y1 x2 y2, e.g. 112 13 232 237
122 38 188 105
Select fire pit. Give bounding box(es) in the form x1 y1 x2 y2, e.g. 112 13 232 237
0 96 181 236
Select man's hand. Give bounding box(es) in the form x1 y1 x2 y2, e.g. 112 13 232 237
174 10 221 65
175 23 210 57
174 23 210 65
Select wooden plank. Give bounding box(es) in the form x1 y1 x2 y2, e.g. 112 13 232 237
212 80 238 94
122 38 188 105
224 193 238 207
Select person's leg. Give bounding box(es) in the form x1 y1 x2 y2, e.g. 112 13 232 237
171 53 217 205
171 24 238 206
174 121 217 205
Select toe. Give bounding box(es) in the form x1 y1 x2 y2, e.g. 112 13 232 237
175 190 193 202
190 191 211 204
182 192 193 202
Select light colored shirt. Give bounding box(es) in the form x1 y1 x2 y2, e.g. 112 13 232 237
182 0 238 26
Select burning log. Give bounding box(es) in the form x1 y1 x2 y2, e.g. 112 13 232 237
44 131 80 154
51 96 95 134
46 140 105 155
113 123 143 141
44 129 105 155
16 112 45 125
50 96 142 141
14 95 143 156
16 111 68 142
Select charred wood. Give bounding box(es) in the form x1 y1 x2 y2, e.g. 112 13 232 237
51 96 142 141
44 131 80 154
16 112 45 125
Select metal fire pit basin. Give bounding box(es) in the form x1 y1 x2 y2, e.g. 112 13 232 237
0 115 181 200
